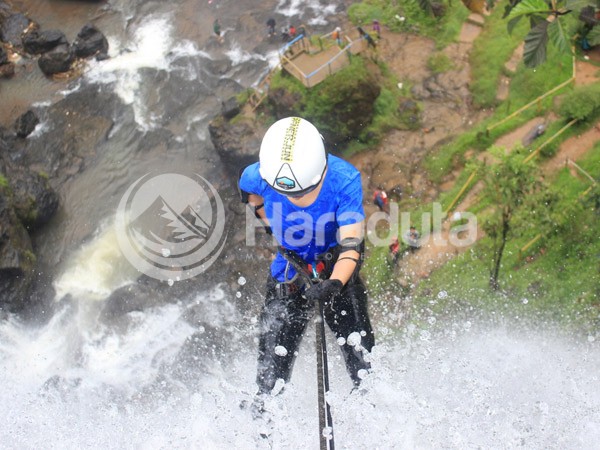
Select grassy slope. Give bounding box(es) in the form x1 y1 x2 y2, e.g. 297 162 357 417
354 2 598 330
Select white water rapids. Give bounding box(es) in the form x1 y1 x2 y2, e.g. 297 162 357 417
2 285 600 448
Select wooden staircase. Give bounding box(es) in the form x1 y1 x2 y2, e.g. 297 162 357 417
247 66 279 112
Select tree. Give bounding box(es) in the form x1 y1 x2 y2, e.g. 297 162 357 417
502 0 600 67
480 148 558 290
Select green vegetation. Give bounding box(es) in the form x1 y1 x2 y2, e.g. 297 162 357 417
411 147 599 331
268 55 416 150
557 83 600 121
500 0 596 68
0 174 8 189
427 52 455 74
345 0 599 332
469 6 528 107
348 0 470 47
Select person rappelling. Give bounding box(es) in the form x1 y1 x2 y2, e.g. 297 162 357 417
238 117 375 426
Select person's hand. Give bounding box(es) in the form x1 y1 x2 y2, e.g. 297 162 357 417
303 279 343 303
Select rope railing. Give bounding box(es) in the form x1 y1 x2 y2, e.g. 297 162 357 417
486 54 576 134
523 118 578 163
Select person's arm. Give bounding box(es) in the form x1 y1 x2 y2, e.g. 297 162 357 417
248 193 268 224
330 221 363 285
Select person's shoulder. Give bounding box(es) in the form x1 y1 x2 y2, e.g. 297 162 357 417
328 154 360 177
326 155 361 195
240 162 264 190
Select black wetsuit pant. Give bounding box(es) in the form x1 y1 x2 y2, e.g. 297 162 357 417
256 275 375 395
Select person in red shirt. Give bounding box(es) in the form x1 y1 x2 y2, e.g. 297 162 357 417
372 186 388 212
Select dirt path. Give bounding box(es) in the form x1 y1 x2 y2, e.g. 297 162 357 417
542 123 600 172
366 19 599 288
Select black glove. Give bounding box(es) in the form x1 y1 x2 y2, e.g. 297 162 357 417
304 279 343 303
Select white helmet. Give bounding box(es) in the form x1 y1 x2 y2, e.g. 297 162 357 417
259 117 327 196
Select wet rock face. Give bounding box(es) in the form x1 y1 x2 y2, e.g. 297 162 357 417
0 120 60 307
0 43 7 64
0 186 35 310
208 117 264 175
14 110 39 138
0 43 13 77
9 168 59 231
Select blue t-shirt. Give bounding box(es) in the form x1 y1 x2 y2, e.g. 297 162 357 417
240 154 365 281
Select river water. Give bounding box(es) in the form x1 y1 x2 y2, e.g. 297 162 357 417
1 0 600 448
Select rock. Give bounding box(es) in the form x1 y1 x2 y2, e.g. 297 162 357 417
267 87 302 119
72 23 108 59
22 29 68 54
221 96 240 120
14 110 39 138
208 117 264 175
522 123 546 146
38 43 74 75
0 186 35 309
0 44 8 64
0 12 31 46
8 168 59 230
0 60 14 78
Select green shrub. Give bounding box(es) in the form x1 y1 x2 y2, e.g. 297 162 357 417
557 83 600 121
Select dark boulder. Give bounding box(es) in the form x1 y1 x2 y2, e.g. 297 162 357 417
22 29 68 54
0 44 8 64
0 186 35 309
8 169 59 230
208 116 264 175
38 43 74 75
267 87 302 119
0 12 31 46
0 60 14 78
14 110 39 138
72 23 108 59
0 40 14 78
221 96 241 120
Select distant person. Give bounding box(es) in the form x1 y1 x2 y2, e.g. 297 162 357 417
405 226 421 252
266 18 276 37
332 26 342 46
372 186 388 212
289 25 297 39
213 19 224 43
280 26 290 42
358 26 376 48
389 237 400 266
372 19 381 39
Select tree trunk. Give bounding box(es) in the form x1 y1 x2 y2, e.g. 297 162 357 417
490 212 510 290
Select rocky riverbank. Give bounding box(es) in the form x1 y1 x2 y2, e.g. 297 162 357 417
0 0 110 308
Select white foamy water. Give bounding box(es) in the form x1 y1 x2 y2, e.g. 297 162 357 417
1 296 599 450
275 0 338 26
84 15 178 130
53 222 139 302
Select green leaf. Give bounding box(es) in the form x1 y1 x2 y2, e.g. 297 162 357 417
507 15 523 34
507 0 553 20
523 20 549 67
566 0 597 12
548 18 572 56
